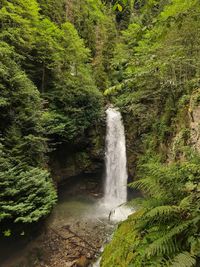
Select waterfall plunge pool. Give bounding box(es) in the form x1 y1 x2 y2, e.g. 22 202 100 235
0 173 106 267
0 173 138 267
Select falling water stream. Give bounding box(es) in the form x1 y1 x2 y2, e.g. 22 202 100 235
92 107 132 267
104 107 128 206
101 107 131 222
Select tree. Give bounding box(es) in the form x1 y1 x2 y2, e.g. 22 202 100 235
0 142 57 225
0 42 57 232
37 0 66 25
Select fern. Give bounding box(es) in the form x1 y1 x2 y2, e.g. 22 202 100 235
144 235 177 258
128 197 164 209
179 196 193 209
144 205 181 221
130 178 165 197
143 221 191 258
170 252 196 267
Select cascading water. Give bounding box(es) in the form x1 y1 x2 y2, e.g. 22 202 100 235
104 107 128 206
92 107 132 267
102 107 131 221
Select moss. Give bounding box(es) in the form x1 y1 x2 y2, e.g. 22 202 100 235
75 152 91 170
101 211 144 267
190 89 200 107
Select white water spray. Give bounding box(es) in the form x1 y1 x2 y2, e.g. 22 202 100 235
103 107 130 221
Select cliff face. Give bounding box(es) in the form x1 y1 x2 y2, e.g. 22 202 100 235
50 123 105 182
168 89 200 161
124 89 200 180
189 90 200 152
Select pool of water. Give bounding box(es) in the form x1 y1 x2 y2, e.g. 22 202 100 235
0 173 107 267
0 173 136 267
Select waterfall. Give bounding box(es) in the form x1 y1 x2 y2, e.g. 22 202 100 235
104 107 128 208
91 107 131 266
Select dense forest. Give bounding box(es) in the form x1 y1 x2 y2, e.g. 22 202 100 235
1 0 200 266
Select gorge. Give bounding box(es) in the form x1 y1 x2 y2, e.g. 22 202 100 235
1 0 200 266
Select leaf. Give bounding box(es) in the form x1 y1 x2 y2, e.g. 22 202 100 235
144 205 181 221
170 252 196 267
185 182 197 192
117 4 123 12
3 229 11 237
144 221 191 257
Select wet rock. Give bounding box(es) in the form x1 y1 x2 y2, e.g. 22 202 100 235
86 253 92 259
76 256 89 267
65 260 77 267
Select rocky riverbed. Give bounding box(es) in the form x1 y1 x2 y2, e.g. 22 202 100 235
32 218 113 267
0 174 115 267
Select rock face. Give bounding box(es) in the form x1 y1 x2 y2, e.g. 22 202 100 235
166 89 200 161
122 106 158 179
189 90 200 152
50 124 105 183
123 117 138 179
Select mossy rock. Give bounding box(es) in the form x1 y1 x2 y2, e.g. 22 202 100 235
101 211 143 267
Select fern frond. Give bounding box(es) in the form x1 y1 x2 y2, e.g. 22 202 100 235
144 205 181 221
144 235 177 258
128 197 164 209
130 178 164 197
170 252 196 267
179 196 192 209
144 221 191 258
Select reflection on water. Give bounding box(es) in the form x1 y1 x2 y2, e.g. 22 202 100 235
50 195 97 227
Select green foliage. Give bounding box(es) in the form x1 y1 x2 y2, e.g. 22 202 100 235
0 143 57 224
3 229 11 237
67 0 117 89
37 0 66 25
0 41 46 166
107 0 200 117
1 0 104 144
170 252 196 267
0 0 40 57
0 40 57 229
